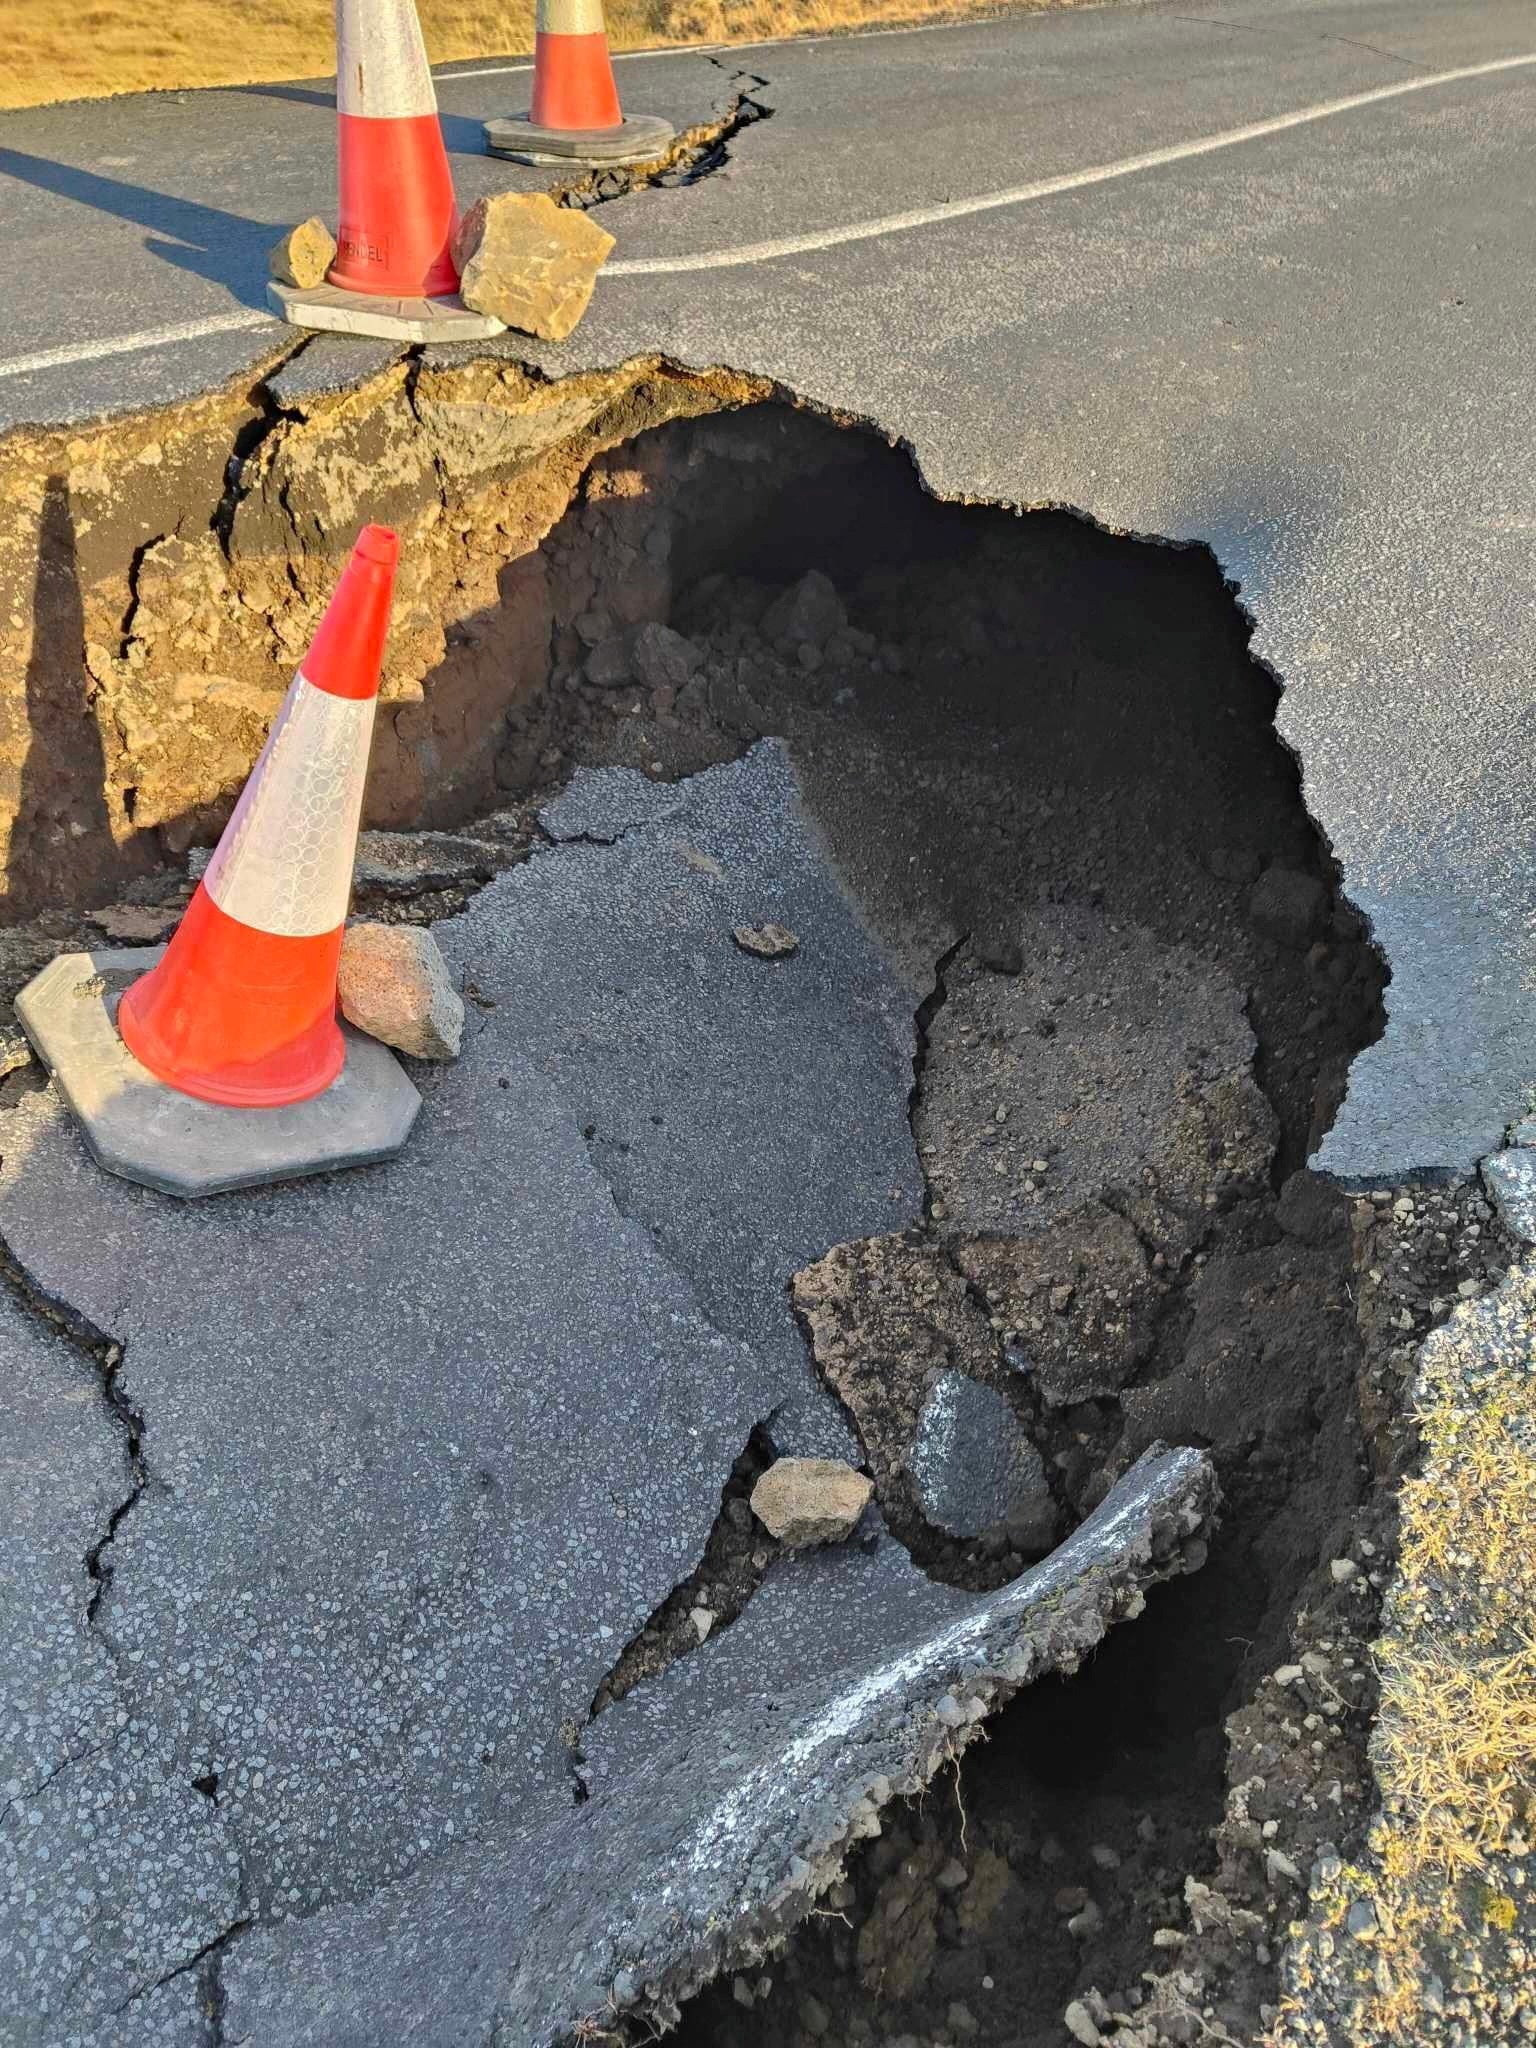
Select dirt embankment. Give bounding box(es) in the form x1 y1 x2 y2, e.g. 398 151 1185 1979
6 0 1066 111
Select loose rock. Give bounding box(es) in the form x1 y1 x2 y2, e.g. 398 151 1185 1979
733 923 799 960
338 924 464 1061
452 192 615 342
585 633 636 690
268 216 336 289
749 1458 872 1547
762 570 846 652
629 621 703 693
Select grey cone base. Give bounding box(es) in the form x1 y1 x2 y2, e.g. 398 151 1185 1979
267 280 507 342
482 112 675 166
16 949 421 1200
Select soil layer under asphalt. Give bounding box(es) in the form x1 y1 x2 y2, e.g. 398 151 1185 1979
1 397 1517 2045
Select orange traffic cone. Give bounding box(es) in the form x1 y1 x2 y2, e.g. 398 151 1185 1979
484 0 673 167
268 0 503 340
118 527 399 1109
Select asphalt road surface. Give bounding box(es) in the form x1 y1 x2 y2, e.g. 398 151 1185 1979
2 2 1533 2038
2 0 1533 1177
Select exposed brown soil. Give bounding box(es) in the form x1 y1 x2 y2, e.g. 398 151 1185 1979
5 387 1494 2046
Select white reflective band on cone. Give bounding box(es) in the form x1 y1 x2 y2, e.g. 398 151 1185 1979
538 0 610 36
204 676 377 938
336 0 440 118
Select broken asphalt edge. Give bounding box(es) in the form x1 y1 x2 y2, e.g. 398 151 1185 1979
219 1444 1217 2046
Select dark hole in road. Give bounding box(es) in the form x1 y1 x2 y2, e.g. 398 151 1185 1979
499 408 1388 2046
6 396 1392 2042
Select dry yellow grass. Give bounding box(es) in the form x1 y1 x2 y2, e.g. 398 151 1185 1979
5 0 1017 111
1272 1266 1536 2046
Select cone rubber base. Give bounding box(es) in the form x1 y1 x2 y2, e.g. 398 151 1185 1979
482 112 674 166
268 280 506 343
17 950 421 1200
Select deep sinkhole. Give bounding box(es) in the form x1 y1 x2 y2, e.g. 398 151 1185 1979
3 390 1392 2044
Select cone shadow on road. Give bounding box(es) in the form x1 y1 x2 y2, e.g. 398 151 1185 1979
8 476 117 917
0 147 280 306
222 82 488 156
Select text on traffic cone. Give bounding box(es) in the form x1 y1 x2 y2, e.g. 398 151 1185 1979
328 0 460 298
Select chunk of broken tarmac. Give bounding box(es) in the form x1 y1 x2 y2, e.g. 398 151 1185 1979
906 1372 1054 1541
0 744 1211 2042
221 1448 1216 2046
537 760 689 843
0 744 915 2032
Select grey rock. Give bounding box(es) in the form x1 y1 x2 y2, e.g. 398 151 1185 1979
1481 1148 1536 1242
733 921 799 960
629 621 703 693
585 633 635 689
975 932 1023 975
906 1373 1053 1540
1248 866 1326 947
762 571 846 652
1274 1169 1348 1246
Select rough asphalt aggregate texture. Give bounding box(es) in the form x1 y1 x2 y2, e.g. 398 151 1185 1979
0 749 1213 2041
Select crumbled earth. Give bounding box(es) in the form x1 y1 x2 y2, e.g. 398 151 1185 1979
680 1186 1519 2048
792 1232 1062 1580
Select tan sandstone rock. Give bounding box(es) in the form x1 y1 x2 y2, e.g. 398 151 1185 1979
268 216 337 290
338 924 464 1061
749 1458 873 1548
451 193 615 342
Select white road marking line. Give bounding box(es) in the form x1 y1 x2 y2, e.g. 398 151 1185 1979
605 48 1536 275
0 309 275 382
2 47 1532 379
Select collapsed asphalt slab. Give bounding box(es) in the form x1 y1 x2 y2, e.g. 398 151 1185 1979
221 1448 1215 2046
0 744 1211 2042
0 745 897 2036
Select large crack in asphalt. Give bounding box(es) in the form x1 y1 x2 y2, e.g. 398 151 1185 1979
555 61 772 213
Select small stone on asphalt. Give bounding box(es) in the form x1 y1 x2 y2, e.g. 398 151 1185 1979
733 922 799 959
749 1458 872 1546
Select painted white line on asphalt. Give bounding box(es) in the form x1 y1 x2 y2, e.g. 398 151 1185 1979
2 48 1533 380
0 309 275 382
605 48 1536 275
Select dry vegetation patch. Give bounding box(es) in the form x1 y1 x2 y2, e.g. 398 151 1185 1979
1275 1258 1536 2045
8 0 1051 111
